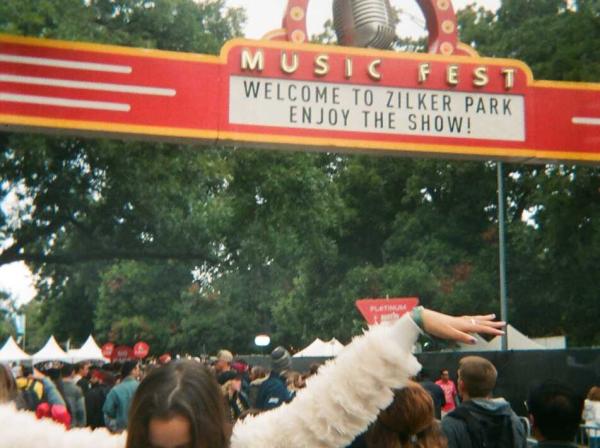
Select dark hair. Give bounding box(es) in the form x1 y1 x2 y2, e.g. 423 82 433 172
126 360 231 448
121 361 139 378
365 381 447 448
527 380 583 441
61 363 75 377
0 364 18 404
458 356 497 398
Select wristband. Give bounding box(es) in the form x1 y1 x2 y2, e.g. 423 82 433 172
410 306 425 332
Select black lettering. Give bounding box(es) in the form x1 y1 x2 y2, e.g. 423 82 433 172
386 91 394 108
448 116 464 133
243 80 260 98
503 99 512 115
408 114 417 131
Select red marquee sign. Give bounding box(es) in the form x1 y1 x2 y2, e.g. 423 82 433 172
356 297 420 325
1 0 599 163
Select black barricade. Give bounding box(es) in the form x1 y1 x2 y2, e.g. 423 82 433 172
241 348 600 417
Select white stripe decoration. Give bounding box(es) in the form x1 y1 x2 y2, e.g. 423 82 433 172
572 117 600 126
0 54 132 74
0 74 176 96
0 93 130 112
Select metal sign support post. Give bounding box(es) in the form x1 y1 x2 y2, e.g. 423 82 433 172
497 162 509 351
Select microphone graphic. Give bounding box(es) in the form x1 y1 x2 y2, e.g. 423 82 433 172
333 0 397 49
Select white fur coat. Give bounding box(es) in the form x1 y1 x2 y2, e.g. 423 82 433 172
0 314 421 448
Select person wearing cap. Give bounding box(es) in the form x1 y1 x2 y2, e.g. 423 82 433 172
255 346 295 411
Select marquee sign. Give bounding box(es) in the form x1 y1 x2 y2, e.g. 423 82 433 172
0 0 599 163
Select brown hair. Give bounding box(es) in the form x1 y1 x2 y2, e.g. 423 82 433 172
587 386 600 401
458 356 497 399
126 360 231 448
365 381 448 448
0 364 18 404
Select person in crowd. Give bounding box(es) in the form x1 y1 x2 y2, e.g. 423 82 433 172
1 363 23 407
584 386 600 448
220 370 250 422
436 368 458 417
255 346 295 410
215 349 234 384
75 362 92 394
85 369 114 429
37 365 72 428
0 308 504 448
248 365 268 408
286 370 306 392
103 361 140 433
16 365 45 411
442 356 527 448
348 381 447 448
417 369 446 420
61 363 87 427
527 380 584 448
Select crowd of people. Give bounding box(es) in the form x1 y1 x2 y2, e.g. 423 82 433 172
0 307 598 447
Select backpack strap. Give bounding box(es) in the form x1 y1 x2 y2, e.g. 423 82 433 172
448 406 487 448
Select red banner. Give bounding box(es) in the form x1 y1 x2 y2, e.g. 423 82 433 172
101 342 115 358
356 298 420 325
111 345 133 362
133 341 150 359
1 34 599 163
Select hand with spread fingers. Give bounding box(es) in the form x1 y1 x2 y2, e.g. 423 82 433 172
420 308 505 344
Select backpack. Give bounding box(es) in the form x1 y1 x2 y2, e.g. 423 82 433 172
449 406 516 448
20 378 45 412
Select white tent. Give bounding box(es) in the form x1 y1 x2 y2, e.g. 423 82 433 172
68 335 108 363
293 338 345 357
455 325 546 352
0 336 30 362
31 335 69 364
487 325 546 350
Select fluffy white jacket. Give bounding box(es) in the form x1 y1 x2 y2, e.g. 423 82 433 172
0 314 421 448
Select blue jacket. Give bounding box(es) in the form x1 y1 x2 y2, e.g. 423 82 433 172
255 371 294 410
102 377 139 431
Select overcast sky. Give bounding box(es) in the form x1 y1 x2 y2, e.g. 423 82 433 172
226 0 500 41
0 0 501 306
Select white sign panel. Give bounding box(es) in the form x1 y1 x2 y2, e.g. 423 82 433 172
229 76 525 142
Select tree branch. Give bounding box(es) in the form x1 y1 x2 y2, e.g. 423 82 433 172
0 249 219 266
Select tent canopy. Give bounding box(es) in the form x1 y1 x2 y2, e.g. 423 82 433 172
456 325 546 352
68 335 108 363
31 335 69 364
0 336 30 362
293 338 345 357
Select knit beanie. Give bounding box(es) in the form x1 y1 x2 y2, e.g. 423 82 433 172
271 346 291 373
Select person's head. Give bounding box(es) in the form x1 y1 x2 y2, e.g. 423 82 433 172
439 369 450 382
365 381 447 448
527 380 583 442
76 362 91 378
0 364 18 404
270 346 291 374
215 350 233 373
249 365 267 382
587 386 600 402
457 356 497 400
286 371 305 390
121 360 140 380
126 360 230 448
61 363 75 379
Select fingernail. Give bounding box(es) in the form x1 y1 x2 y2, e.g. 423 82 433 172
470 337 477 344
491 313 496 318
